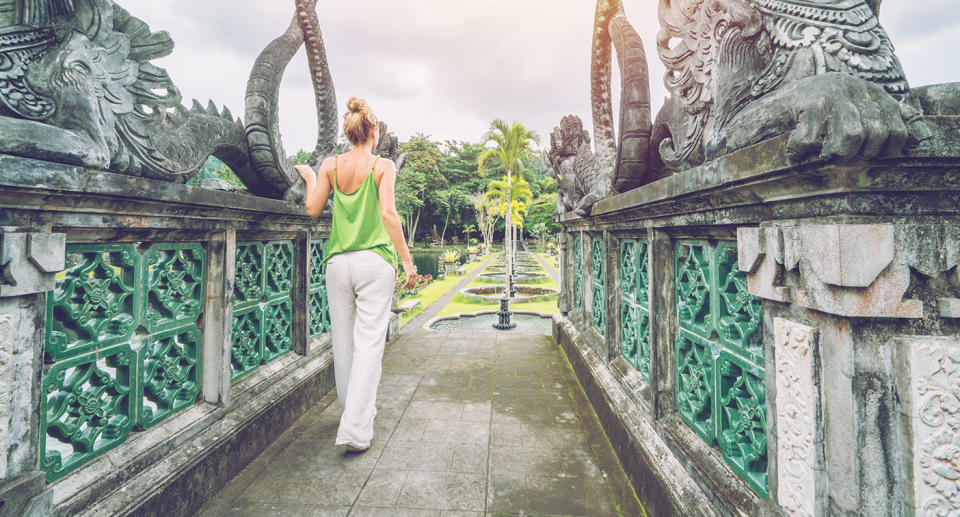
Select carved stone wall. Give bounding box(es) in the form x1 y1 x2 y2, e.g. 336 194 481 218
774 318 817 517
0 313 13 480
905 336 960 516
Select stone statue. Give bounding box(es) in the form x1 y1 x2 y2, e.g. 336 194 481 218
543 115 596 216
0 0 337 201
548 0 952 215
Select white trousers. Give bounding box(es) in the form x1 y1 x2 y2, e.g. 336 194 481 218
325 250 396 449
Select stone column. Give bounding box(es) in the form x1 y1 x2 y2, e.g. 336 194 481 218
202 229 235 407
649 229 675 419
291 231 309 356
0 228 65 515
557 231 570 313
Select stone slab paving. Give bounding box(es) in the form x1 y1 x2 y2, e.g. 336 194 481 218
197 330 643 517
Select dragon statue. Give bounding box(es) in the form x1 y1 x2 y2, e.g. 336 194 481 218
0 0 339 201
547 0 958 216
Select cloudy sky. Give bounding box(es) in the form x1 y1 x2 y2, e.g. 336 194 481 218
125 0 958 154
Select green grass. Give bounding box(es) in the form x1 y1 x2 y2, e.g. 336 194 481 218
399 259 486 326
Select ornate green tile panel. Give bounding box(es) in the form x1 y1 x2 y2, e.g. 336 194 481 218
673 239 767 497
591 237 605 335
715 241 763 363
46 244 141 361
675 240 713 339
309 286 330 338
41 241 207 481
620 300 638 366
41 344 135 481
574 235 583 312
263 298 293 362
234 242 264 308
143 244 205 333
676 331 716 444
619 239 651 378
637 239 650 309
310 239 326 287
264 240 293 300
717 350 768 498
231 305 263 380
619 240 637 300
138 325 201 430
309 239 330 339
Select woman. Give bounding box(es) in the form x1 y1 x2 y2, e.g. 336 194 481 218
295 97 417 452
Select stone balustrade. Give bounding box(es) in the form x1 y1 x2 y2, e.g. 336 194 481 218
554 120 960 516
0 155 336 515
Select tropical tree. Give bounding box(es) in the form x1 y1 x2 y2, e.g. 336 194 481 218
397 135 442 245
461 224 476 244
478 119 539 296
471 193 496 255
436 188 469 246
484 175 533 220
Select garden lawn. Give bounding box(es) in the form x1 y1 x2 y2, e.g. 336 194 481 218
399 259 486 326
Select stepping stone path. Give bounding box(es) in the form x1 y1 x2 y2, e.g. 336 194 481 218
197 330 642 516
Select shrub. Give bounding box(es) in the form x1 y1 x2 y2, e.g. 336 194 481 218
441 250 460 263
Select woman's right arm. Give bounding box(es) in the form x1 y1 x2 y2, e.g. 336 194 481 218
377 161 417 289
295 158 333 219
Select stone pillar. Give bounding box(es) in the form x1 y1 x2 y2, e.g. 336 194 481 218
649 229 675 419
557 231 570 313
0 228 65 515
291 231 309 356
202 230 235 407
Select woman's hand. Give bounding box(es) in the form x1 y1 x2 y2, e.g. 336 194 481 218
294 164 316 185
402 262 417 290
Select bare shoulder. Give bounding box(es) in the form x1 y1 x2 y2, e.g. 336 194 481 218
375 157 397 182
319 155 337 172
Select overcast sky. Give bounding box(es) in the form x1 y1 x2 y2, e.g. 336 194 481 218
126 0 959 154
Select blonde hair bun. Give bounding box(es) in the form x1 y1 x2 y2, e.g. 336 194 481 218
347 97 366 113
343 97 378 146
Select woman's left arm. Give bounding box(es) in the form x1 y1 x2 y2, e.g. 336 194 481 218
296 159 333 219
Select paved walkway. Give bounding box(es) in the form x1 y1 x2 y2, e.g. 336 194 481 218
197 330 642 516
530 252 559 284
405 255 494 331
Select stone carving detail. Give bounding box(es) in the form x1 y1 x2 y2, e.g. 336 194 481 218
548 0 948 213
0 231 66 297
738 224 922 318
910 337 960 516
0 314 13 479
0 0 337 200
574 234 584 312
774 318 817 517
544 114 621 217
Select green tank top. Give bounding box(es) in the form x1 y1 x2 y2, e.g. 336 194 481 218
323 155 399 272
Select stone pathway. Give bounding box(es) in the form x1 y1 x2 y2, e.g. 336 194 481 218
530 252 559 284
197 330 642 516
405 255 494 331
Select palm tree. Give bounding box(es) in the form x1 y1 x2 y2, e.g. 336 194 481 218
478 119 539 320
461 224 476 244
